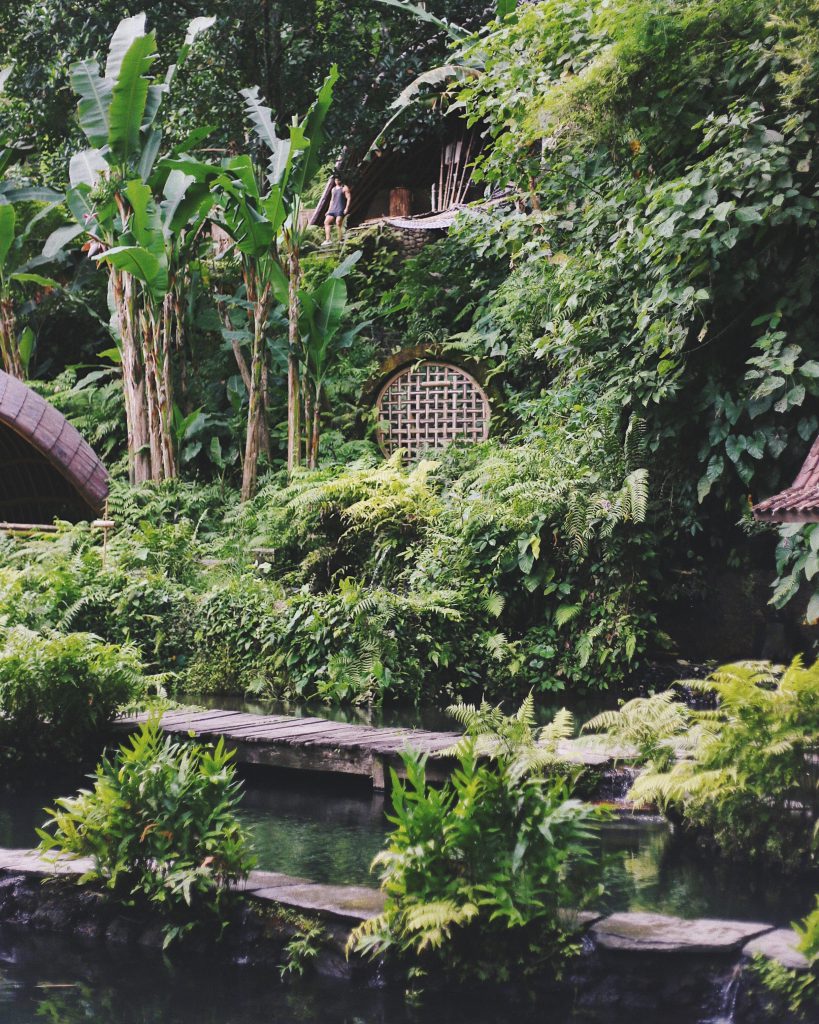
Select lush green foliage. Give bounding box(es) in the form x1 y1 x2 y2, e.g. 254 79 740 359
607 659 819 870
348 700 606 984
38 718 254 946
0 625 145 764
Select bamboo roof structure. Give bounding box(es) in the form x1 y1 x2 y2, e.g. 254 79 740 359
0 370 109 524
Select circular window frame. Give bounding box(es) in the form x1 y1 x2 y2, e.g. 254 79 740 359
375 360 491 459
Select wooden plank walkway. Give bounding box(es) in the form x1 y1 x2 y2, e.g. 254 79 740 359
116 709 612 790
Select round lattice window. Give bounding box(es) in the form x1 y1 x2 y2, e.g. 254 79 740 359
376 361 490 459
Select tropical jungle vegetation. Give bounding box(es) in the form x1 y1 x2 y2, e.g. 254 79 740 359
1 0 819 996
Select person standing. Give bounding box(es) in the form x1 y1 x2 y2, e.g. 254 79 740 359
324 175 351 244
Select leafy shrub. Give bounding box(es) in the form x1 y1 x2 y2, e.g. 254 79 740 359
0 626 145 764
348 701 606 984
38 719 254 947
626 659 819 869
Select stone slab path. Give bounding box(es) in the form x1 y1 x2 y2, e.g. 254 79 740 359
0 847 385 924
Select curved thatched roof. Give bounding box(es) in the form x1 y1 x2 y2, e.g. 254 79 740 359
0 370 109 524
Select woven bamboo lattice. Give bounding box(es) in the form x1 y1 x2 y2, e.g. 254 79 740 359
376 362 490 459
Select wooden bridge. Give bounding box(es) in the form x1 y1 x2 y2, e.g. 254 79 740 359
116 708 611 790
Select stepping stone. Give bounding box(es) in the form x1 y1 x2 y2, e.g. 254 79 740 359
743 928 810 971
592 912 774 954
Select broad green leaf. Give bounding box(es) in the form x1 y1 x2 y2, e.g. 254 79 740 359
42 222 84 259
18 326 34 374
109 33 157 164
70 59 113 148
96 244 168 298
267 258 289 306
390 64 476 111
330 250 363 279
137 128 163 181
1 185 63 205
10 272 60 288
290 66 339 198
240 87 291 187
124 179 164 256
313 275 348 339
66 184 106 241
374 0 469 41
0 204 16 268
161 170 201 235
234 199 273 256
105 14 148 80
70 149 107 188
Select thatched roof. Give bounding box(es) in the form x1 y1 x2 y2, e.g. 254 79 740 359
753 435 819 524
0 370 109 524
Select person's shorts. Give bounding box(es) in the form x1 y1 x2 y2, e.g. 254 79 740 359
327 210 346 220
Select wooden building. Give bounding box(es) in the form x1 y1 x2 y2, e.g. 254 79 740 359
310 119 485 231
0 370 109 526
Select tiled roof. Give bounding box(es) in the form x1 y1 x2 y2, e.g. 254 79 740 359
0 370 108 522
753 434 819 523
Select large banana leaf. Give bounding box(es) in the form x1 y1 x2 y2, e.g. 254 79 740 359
161 170 206 237
233 199 274 256
312 275 348 340
96 244 168 300
42 223 84 260
137 128 163 181
69 149 107 189
105 14 147 80
109 33 158 165
0 184 62 204
0 204 15 269
65 184 109 242
374 0 469 41
289 66 339 199
123 179 165 258
241 87 292 188
10 272 60 289
70 59 113 148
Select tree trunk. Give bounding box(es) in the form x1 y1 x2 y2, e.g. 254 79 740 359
287 248 301 474
113 270 152 484
140 309 164 480
158 294 177 479
309 383 321 469
0 298 23 378
241 276 271 501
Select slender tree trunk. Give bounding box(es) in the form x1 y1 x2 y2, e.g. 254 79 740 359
0 298 23 378
140 308 164 480
158 294 177 478
287 247 301 474
113 270 152 484
309 382 321 469
241 274 271 501
303 384 313 468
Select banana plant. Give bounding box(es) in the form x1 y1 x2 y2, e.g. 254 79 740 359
298 254 368 468
240 66 339 477
43 13 215 484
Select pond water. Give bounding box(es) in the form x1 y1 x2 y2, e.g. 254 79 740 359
0 933 713 1024
1 774 814 926
0 771 814 1024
